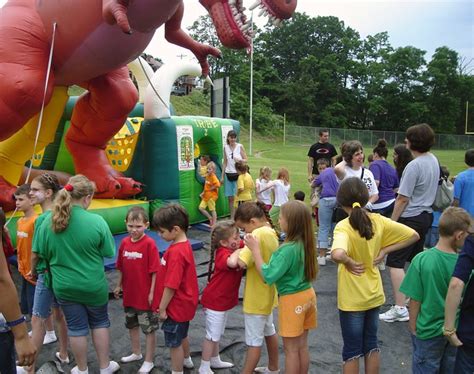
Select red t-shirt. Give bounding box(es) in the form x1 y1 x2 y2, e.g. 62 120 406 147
116 235 160 311
200 247 243 311
153 240 198 322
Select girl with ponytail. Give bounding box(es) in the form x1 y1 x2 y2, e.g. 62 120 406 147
35 175 119 374
198 221 243 373
331 178 419 374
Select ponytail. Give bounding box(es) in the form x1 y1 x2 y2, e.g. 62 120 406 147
235 201 279 239
208 221 238 281
337 178 374 240
51 175 95 233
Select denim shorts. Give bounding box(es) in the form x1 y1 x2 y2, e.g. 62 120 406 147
57 299 110 337
0 331 15 374
455 344 474 374
411 334 456 374
124 307 159 334
161 318 189 348
339 307 380 362
32 273 59 319
20 278 36 316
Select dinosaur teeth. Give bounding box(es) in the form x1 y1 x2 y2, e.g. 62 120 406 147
249 0 260 11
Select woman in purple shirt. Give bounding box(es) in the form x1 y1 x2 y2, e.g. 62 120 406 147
369 139 399 217
313 159 339 266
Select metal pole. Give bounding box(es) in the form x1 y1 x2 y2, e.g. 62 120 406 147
249 12 254 156
283 113 286 146
465 100 469 134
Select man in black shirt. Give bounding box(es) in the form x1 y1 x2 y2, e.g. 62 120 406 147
307 129 338 182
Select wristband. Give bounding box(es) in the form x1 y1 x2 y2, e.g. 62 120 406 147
442 327 456 336
6 315 26 327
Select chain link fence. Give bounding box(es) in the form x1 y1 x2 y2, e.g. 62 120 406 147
284 126 474 150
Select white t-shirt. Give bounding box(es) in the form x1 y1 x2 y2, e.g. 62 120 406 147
256 178 273 205
272 179 291 206
224 143 243 173
341 166 379 197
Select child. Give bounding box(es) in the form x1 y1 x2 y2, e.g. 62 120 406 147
198 161 221 227
235 160 255 207
14 184 38 320
198 221 243 374
229 201 280 374
293 191 305 202
199 155 211 177
269 168 291 233
256 167 273 211
313 158 339 266
114 206 160 373
152 204 199 374
453 149 474 216
331 178 419 374
245 200 318 374
400 207 472 374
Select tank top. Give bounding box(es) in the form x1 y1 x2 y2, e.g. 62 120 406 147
224 143 243 173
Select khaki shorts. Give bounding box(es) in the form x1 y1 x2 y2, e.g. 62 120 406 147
278 288 317 337
199 198 216 211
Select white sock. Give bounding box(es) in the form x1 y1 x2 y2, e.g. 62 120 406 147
199 360 211 371
171 371 184 374
46 330 56 336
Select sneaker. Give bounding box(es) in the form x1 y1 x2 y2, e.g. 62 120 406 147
183 356 194 369
55 351 70 364
317 256 326 266
43 331 57 345
210 356 234 369
379 305 409 322
138 361 154 373
254 368 280 374
121 353 143 363
71 366 89 374
100 361 120 374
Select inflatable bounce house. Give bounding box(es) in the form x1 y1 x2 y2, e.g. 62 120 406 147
5 60 240 252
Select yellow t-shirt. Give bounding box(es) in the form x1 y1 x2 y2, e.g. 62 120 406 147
236 172 255 203
239 225 279 315
332 214 415 311
199 165 208 177
16 214 38 284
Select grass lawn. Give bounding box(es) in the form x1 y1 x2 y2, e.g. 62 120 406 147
237 129 467 199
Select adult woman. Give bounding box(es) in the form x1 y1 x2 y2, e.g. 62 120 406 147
35 175 119 374
221 130 248 219
334 140 379 209
393 144 413 181
369 139 399 217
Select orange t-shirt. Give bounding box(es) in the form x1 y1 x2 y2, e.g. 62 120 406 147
202 173 220 201
16 214 38 284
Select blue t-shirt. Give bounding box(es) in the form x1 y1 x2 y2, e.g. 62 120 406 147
452 235 474 348
453 169 474 217
314 167 339 198
369 160 399 204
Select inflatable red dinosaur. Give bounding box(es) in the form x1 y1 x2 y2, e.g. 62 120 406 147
0 0 296 211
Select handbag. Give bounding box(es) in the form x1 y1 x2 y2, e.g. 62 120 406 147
225 172 239 182
432 166 454 211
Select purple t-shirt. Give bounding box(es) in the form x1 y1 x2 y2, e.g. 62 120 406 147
314 167 339 198
369 160 399 203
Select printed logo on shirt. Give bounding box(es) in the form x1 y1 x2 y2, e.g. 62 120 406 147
316 148 330 155
123 251 143 260
16 231 29 239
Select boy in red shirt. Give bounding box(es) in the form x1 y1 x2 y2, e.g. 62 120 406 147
199 161 221 227
114 206 160 373
153 204 199 374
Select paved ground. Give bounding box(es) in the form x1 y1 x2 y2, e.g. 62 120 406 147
14 226 413 373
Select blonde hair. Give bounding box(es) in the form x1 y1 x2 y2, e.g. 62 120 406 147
280 201 318 281
439 207 472 237
259 166 272 180
209 221 239 281
277 167 290 185
51 175 95 233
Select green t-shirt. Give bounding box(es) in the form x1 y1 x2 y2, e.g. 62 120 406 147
400 247 458 340
261 241 312 296
32 212 50 275
35 205 115 306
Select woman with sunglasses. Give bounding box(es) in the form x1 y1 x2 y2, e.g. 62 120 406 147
221 130 248 219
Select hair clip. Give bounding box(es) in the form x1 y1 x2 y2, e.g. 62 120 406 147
64 184 74 192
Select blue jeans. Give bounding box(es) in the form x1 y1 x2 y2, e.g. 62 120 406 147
20 278 36 316
339 307 380 362
0 331 15 373
411 334 456 374
57 299 110 337
32 273 59 319
317 197 336 249
454 344 474 374
424 227 439 248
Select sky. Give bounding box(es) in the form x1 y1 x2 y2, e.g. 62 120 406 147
1 0 472 67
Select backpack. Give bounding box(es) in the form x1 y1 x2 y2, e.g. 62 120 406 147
432 165 454 211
